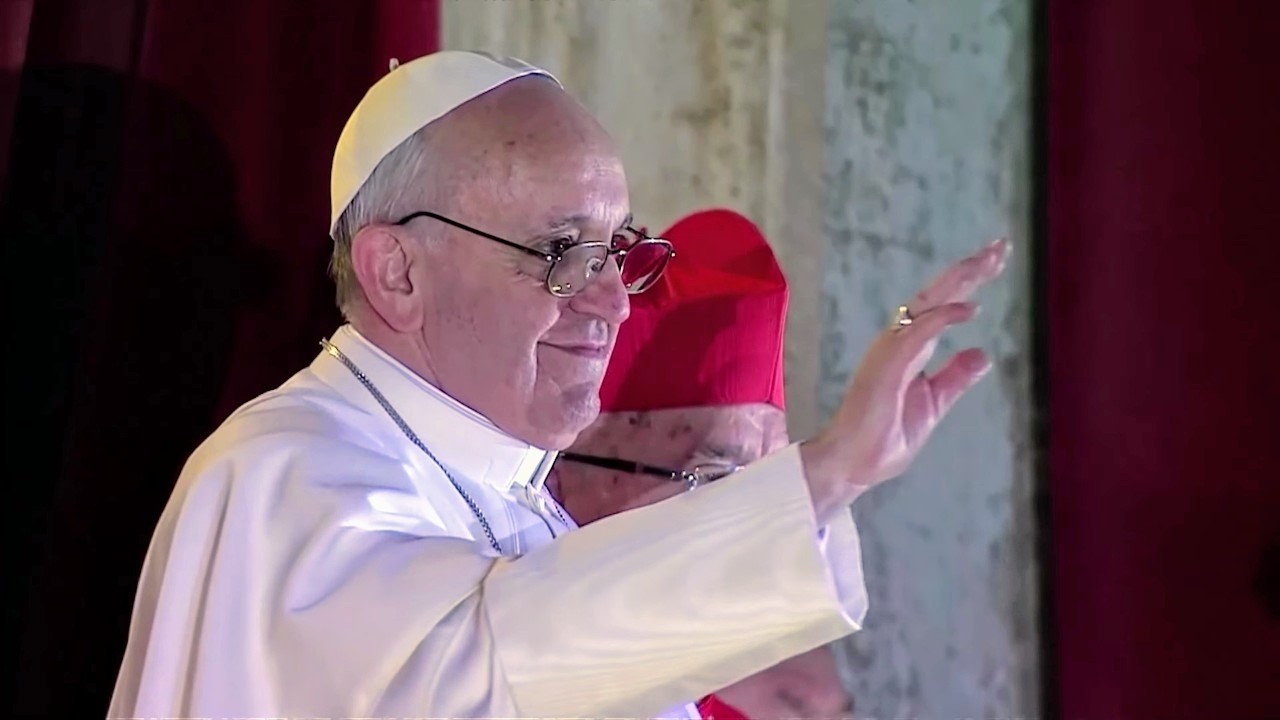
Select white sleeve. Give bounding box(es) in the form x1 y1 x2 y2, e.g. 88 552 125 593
110 439 866 720
485 443 867 718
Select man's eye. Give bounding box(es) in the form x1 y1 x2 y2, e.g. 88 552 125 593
545 236 575 253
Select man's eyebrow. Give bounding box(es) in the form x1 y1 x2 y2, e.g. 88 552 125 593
539 214 589 232
538 212 633 233
696 442 753 463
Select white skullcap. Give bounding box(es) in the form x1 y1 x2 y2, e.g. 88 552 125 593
329 50 561 237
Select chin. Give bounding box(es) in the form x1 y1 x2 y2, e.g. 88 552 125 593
522 422 589 451
526 386 601 450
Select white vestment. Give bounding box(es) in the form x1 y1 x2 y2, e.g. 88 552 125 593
108 325 868 719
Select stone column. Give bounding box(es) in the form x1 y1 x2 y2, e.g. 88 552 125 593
822 0 1037 716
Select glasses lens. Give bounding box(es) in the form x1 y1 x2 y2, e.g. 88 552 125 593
547 243 609 297
619 240 672 294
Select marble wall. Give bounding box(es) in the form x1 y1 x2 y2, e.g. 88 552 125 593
822 1 1036 716
443 0 1036 716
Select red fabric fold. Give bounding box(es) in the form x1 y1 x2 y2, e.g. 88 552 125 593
599 208 788 413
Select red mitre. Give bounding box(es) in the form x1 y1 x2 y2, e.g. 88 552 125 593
599 208 788 413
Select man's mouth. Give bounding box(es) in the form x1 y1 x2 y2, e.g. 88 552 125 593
541 342 609 359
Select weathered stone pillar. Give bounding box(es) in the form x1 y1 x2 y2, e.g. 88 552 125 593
821 1 1036 716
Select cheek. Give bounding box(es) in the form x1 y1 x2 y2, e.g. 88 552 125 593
762 428 789 455
434 286 561 381
451 262 557 341
633 421 697 465
614 477 683 512
498 298 567 389
737 408 789 457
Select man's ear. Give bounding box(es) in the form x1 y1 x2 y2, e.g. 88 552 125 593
350 224 422 332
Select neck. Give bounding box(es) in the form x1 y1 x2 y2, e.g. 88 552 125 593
349 313 443 391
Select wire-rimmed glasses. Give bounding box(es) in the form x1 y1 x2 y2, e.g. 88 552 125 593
558 451 742 492
394 210 674 297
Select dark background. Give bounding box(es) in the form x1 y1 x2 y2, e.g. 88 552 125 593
1047 1 1279 717
2 0 1276 717
1 1 440 715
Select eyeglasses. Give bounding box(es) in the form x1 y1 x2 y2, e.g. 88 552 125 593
394 211 674 298
558 451 743 492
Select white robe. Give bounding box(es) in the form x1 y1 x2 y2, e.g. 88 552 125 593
108 325 868 719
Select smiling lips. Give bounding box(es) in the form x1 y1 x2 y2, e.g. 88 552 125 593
542 341 609 360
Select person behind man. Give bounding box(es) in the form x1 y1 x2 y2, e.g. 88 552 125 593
550 208 855 720
109 51 1008 719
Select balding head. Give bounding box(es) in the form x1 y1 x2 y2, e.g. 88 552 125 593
331 77 614 311
426 77 619 212
332 75 635 450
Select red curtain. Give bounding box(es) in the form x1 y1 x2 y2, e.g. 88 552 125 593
1 1 437 714
1048 1 1279 718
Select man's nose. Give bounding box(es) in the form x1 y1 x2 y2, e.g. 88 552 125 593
569 259 630 324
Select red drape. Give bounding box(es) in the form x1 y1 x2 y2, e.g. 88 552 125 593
1048 1 1280 718
1 1 437 714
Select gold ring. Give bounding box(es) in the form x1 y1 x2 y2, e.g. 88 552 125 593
892 304 914 331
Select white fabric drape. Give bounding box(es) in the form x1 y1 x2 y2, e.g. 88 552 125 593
108 325 867 719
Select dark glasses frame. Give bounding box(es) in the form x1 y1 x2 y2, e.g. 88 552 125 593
558 451 742 491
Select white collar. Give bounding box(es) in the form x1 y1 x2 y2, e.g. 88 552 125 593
311 325 553 494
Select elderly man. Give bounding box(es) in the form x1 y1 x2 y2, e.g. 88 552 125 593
550 208 854 720
109 51 1007 719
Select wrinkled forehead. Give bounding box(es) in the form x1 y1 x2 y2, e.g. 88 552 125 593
674 404 789 463
492 149 629 235
441 79 629 230
585 403 788 467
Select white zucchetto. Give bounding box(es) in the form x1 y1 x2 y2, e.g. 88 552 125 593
329 50 560 237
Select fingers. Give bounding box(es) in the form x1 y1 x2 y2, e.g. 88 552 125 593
893 301 978 370
927 347 992 416
909 237 1009 313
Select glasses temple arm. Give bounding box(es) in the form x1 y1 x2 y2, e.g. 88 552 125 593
396 211 556 262
557 451 683 482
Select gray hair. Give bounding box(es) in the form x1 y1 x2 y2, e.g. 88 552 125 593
328 126 436 319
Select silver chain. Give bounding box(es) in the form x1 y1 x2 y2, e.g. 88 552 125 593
320 339 505 554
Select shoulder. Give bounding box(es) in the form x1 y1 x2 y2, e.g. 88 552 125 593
147 370 458 558
176 370 413 505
